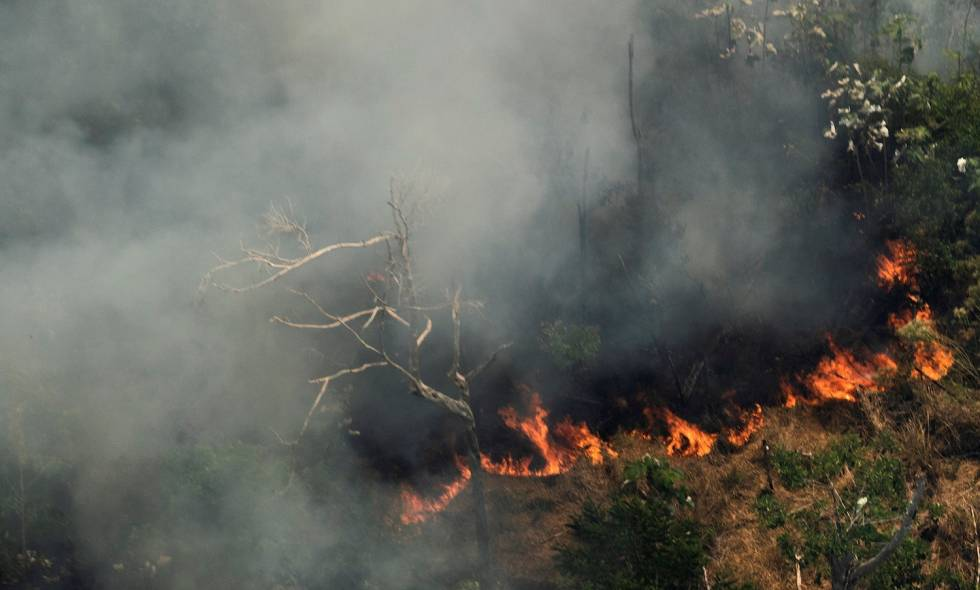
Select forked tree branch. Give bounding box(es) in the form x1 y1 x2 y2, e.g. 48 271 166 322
846 477 927 584
205 198 499 430
297 361 388 440
204 233 391 293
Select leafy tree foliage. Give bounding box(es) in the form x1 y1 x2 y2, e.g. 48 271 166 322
557 456 728 590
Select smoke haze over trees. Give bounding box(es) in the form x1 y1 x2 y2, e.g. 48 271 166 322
1 0 979 588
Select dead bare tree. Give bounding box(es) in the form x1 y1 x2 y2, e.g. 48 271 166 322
826 477 927 590
201 180 509 585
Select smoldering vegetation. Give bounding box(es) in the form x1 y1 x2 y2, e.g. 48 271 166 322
1 0 979 588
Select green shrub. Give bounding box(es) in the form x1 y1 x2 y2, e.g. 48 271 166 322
540 320 601 369
556 456 708 590
767 436 932 587
855 456 906 513
771 448 810 490
924 567 974 590
754 491 787 529
810 435 862 482
864 537 927 590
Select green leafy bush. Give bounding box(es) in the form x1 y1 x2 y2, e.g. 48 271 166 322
767 437 929 589
540 320 601 369
754 491 787 529
773 435 864 489
811 435 863 482
556 456 710 590
771 448 810 490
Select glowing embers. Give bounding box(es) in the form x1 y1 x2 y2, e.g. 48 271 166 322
650 407 717 457
480 391 617 477
399 455 472 525
876 239 918 291
782 338 898 406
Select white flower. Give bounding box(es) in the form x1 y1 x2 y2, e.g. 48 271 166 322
857 497 868 508
824 121 838 139
848 139 856 153
958 157 968 173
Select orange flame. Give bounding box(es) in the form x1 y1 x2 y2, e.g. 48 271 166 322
887 306 934 330
876 240 917 290
781 378 802 408
480 392 616 477
889 304 954 381
914 341 954 381
804 338 897 403
725 404 765 446
399 456 472 525
652 407 717 457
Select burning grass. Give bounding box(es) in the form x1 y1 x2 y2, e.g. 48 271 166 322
480 390 617 477
400 456 472 525
651 407 718 457
780 338 897 407
392 391 979 588
726 404 765 447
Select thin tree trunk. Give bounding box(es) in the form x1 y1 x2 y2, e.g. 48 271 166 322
762 0 771 66
628 35 643 199
465 427 494 588
961 0 975 77
14 403 28 555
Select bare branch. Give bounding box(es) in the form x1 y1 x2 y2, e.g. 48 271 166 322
262 201 312 254
450 283 463 379
850 477 927 581
416 315 433 349
207 233 391 293
380 350 474 423
286 290 388 362
361 306 381 330
297 361 388 440
271 307 381 331
465 342 513 382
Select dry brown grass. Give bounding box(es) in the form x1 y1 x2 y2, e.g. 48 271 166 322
926 461 980 583
399 395 979 589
